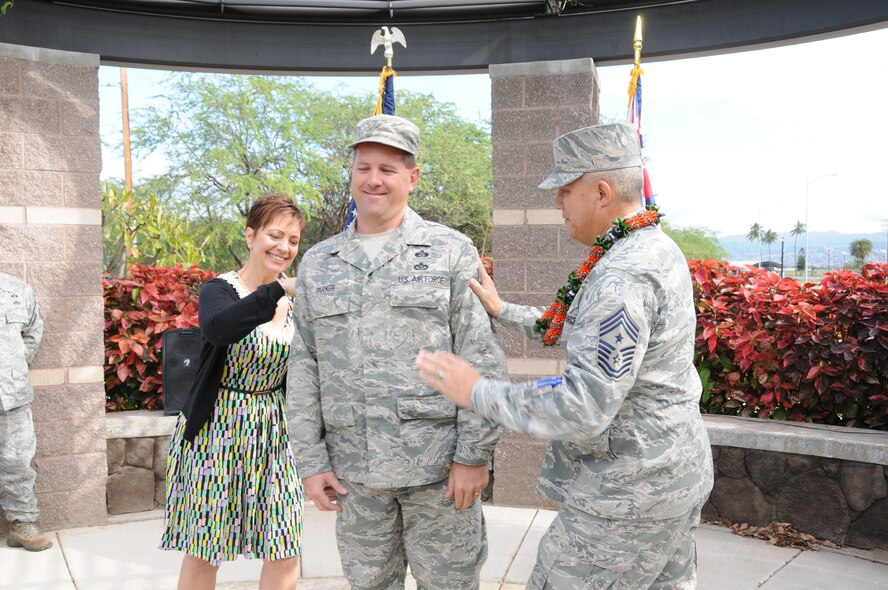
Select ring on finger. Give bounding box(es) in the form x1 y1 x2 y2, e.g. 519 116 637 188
438 367 445 380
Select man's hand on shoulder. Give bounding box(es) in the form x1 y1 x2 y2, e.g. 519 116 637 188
303 471 348 512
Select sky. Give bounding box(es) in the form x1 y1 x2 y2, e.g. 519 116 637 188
99 26 888 244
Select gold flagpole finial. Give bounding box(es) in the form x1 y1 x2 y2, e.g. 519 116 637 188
633 16 643 66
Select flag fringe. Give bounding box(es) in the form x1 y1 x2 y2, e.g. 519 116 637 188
374 66 397 116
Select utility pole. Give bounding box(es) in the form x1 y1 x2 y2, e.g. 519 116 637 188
120 66 134 275
120 66 133 192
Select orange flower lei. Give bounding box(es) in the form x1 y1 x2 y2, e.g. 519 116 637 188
534 206 662 346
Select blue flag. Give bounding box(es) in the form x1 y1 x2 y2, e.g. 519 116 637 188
344 67 397 230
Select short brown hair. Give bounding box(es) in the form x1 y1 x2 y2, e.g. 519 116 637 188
245 193 305 233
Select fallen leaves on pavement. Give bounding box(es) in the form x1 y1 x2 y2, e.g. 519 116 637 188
706 519 841 551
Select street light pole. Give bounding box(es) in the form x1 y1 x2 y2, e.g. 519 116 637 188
780 237 785 278
804 173 838 283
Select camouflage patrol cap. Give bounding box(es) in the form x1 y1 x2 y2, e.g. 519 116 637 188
347 114 420 156
538 122 642 189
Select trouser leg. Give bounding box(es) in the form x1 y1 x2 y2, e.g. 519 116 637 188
0 405 39 522
526 504 703 590
336 480 406 590
400 478 486 590
648 506 702 590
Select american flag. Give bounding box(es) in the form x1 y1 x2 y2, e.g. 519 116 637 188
627 16 655 207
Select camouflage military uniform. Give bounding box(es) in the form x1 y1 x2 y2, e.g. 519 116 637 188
472 224 714 589
0 273 44 524
287 207 507 590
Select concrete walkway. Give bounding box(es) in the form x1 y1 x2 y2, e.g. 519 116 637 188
3 504 888 590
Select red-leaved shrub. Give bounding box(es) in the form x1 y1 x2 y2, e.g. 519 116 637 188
103 264 217 411
692 261 888 429
103 261 887 430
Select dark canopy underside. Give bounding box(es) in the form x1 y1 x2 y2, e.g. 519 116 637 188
1 0 886 72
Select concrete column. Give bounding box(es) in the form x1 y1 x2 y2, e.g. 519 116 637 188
0 42 106 531
488 58 599 508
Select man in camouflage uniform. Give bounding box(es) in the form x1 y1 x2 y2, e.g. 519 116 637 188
0 272 53 552
287 114 507 590
416 123 714 589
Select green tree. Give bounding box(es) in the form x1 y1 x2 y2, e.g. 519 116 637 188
789 221 805 268
849 239 873 264
796 248 805 272
747 223 763 264
132 73 494 271
661 221 728 261
762 229 778 264
102 182 205 277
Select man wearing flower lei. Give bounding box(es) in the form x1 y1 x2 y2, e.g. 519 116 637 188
416 123 713 589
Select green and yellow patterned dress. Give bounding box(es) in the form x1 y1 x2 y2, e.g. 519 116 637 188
161 272 303 565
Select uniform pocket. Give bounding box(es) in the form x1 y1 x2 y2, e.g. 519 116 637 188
561 431 610 459
396 397 457 420
308 294 352 320
389 284 445 309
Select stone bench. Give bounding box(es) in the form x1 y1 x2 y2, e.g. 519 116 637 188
106 411 888 550
105 411 177 515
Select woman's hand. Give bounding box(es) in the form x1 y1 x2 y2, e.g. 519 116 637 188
278 276 297 298
469 248 502 319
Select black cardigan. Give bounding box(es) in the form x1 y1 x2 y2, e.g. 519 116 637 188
181 276 286 441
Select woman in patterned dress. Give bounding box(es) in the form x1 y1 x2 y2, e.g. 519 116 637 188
161 194 306 590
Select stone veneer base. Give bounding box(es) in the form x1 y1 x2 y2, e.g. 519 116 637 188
106 411 888 550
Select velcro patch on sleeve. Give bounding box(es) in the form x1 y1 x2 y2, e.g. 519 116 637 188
535 376 563 390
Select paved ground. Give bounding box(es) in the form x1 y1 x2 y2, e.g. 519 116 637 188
3 504 888 589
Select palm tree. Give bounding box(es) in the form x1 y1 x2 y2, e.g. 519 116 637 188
849 239 873 265
747 223 763 264
762 229 778 266
789 221 805 267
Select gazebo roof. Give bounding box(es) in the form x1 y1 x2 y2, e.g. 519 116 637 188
1 0 887 72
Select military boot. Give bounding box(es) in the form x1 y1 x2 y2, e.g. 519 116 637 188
7 521 53 552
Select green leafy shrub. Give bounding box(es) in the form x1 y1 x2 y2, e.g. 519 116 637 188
692 260 888 429
104 264 216 411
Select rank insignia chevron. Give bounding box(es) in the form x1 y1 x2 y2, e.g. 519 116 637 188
597 305 639 379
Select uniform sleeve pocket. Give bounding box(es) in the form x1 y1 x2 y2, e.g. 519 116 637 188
396 397 457 420
4 308 28 325
320 401 355 427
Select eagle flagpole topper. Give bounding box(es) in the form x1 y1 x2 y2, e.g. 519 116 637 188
371 26 405 116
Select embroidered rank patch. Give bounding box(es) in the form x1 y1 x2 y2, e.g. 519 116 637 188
535 376 562 390
597 305 639 379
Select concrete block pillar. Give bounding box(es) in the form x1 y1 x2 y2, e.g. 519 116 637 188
488 58 600 508
0 42 106 531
